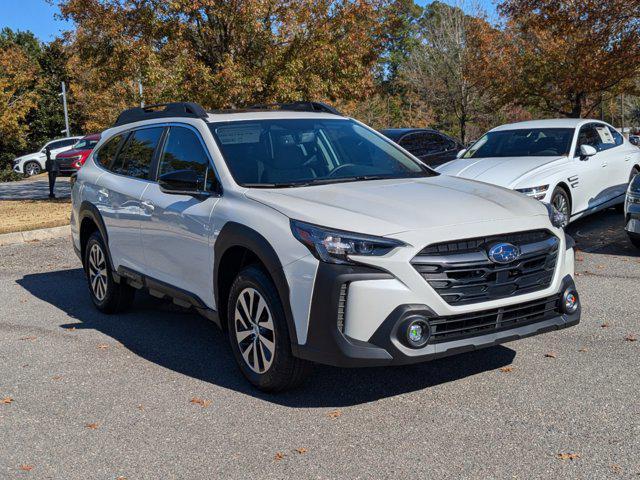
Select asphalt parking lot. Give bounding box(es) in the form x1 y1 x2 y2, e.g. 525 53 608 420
1 208 638 479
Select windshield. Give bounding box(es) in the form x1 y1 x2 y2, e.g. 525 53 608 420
208 119 433 187
73 138 99 150
464 128 574 158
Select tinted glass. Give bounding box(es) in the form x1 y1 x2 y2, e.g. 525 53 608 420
48 139 76 150
93 134 123 168
465 128 574 158
608 126 624 147
73 138 100 150
112 127 163 179
159 127 215 191
401 132 452 157
576 124 617 154
209 119 431 187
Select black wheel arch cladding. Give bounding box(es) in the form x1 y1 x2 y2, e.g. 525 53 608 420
214 222 300 348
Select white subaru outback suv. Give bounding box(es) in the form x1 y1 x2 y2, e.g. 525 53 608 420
71 102 580 391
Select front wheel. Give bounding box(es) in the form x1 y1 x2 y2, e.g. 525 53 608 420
227 265 309 392
550 187 571 227
24 161 41 176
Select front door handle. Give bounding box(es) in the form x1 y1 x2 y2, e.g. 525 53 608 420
141 200 155 213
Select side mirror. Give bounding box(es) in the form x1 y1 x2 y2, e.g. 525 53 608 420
579 144 597 160
456 149 467 159
159 169 210 198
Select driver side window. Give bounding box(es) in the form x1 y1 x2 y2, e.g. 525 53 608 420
575 125 599 157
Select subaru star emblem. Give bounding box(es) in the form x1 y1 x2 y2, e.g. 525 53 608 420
488 243 520 264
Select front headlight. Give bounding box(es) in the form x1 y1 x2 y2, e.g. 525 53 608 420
546 203 568 228
291 220 405 265
516 185 549 200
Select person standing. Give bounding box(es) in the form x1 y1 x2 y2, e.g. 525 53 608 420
45 146 59 199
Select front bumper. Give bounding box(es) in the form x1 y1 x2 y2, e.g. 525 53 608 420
295 262 580 368
625 196 640 234
13 162 22 173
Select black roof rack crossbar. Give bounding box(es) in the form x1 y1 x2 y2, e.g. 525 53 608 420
247 101 342 116
113 102 209 127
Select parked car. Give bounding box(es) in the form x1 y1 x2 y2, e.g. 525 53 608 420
12 136 82 176
379 128 463 168
625 172 640 248
437 119 640 225
72 102 580 392
629 135 640 147
55 133 101 174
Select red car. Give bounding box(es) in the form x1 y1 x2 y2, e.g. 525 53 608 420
55 133 101 174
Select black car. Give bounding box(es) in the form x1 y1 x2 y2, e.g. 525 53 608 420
380 128 463 168
625 172 640 249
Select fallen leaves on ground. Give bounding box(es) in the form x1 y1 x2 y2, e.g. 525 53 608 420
295 447 308 454
190 397 212 408
578 347 588 352
97 344 109 350
1 397 13 404
327 410 342 419
601 323 610 328
19 336 37 341
65 327 76 331
556 453 580 461
19 465 33 472
137 404 144 411
499 366 514 373
575 252 584 262
544 352 557 359
624 334 637 342
85 423 99 430
274 452 285 461
51 375 63 381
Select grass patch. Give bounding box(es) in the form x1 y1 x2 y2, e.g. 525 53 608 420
0 199 71 234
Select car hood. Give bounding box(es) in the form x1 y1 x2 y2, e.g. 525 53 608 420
436 156 567 188
57 148 89 158
245 176 547 236
15 152 43 162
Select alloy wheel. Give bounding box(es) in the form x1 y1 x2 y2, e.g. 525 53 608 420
26 163 41 176
552 192 570 220
234 288 276 374
88 243 108 301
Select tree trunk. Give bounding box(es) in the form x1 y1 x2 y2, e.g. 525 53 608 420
569 93 584 118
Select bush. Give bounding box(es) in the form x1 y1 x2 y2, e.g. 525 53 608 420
0 168 24 182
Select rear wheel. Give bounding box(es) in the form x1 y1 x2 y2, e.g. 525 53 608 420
227 265 309 392
550 186 571 226
84 231 135 313
24 161 41 176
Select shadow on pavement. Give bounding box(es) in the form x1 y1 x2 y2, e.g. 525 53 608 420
0 177 71 200
566 207 638 257
17 268 516 407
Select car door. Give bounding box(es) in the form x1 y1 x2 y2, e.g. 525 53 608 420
572 123 611 213
605 125 635 197
96 127 164 272
139 125 221 306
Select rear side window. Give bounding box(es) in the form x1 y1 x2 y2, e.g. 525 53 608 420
112 127 164 179
158 126 216 191
48 138 77 150
400 132 449 157
94 134 123 168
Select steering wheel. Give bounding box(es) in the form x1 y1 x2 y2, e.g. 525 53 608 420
327 163 360 177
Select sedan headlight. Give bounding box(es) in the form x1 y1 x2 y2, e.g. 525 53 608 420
516 185 549 200
546 203 568 228
291 220 405 265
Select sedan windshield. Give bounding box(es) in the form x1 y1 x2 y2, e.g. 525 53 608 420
73 138 99 150
464 128 574 158
208 119 434 187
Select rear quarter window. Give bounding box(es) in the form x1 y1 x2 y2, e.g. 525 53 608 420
93 134 124 169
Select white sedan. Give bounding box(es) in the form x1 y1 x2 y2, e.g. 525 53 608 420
437 119 640 224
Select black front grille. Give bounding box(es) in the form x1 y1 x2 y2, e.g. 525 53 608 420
428 294 561 344
412 230 559 305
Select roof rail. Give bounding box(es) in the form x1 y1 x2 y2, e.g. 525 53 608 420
248 101 343 116
113 102 209 127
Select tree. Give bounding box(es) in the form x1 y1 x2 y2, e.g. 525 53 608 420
398 1 493 142
475 0 640 118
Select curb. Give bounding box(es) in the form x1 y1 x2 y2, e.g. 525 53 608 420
0 225 71 247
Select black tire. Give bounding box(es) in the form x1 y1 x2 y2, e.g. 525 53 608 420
84 231 135 313
618 168 640 213
24 161 41 176
550 186 571 226
629 233 640 250
227 265 310 392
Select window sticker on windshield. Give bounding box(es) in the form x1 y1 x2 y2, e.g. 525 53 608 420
215 125 261 144
595 126 614 144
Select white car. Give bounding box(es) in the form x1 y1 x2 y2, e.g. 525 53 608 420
12 136 82 176
437 119 640 224
71 102 580 391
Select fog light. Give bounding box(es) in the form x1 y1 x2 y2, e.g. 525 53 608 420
562 289 579 314
405 317 430 348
